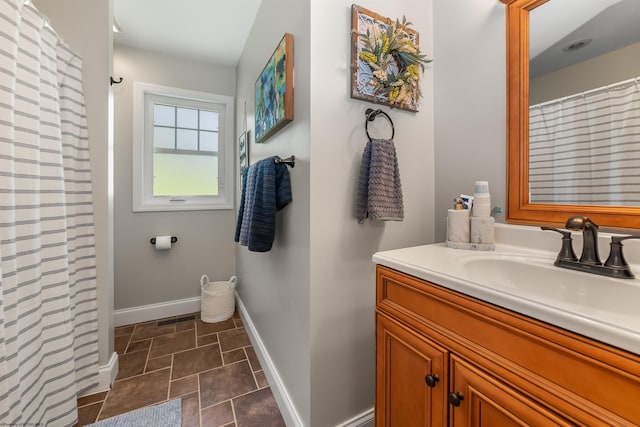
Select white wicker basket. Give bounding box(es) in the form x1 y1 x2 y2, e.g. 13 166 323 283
200 274 237 323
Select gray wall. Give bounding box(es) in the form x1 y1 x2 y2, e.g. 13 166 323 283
237 0 435 425
433 0 508 242
33 0 115 367
112 45 237 309
308 1 434 425
530 41 640 104
235 0 312 423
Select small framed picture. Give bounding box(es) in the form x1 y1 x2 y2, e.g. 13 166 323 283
239 130 249 177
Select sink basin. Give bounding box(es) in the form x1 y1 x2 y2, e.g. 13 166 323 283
373 240 640 354
460 254 640 318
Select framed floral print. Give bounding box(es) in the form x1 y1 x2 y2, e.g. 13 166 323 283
351 5 432 112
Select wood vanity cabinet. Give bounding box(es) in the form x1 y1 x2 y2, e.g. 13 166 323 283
376 313 447 426
375 265 640 426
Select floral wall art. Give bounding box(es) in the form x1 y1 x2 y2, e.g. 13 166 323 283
351 5 432 112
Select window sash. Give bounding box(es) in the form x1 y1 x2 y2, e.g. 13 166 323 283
152 104 219 152
133 81 234 212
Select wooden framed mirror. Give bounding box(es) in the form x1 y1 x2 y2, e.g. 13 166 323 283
502 0 640 229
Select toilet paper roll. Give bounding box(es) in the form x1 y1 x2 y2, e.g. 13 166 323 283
154 235 172 250
447 209 470 243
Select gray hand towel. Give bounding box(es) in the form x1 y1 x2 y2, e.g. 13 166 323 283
357 138 404 223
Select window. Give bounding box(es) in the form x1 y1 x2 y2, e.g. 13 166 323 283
133 82 234 211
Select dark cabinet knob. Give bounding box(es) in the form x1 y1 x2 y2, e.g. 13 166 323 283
448 391 464 407
425 374 439 388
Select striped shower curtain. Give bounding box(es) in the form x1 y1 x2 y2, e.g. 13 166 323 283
0 0 99 426
529 77 640 205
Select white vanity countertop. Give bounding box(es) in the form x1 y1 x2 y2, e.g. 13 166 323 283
373 224 640 355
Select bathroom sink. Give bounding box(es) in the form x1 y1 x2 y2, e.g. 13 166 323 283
459 254 640 317
373 237 640 354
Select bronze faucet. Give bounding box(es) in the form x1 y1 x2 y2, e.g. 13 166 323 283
564 216 601 265
542 216 639 279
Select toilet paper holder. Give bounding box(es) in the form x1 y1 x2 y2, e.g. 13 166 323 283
150 236 178 245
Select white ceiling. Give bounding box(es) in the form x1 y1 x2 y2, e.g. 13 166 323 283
113 0 262 66
114 0 640 75
530 0 640 78
529 0 620 59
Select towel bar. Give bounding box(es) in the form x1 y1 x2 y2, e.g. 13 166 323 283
275 155 295 168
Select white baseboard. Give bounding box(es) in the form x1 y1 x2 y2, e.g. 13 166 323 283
235 295 305 427
114 296 201 327
79 351 119 398
336 408 375 427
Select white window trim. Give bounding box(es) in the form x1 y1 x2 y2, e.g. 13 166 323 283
132 81 234 212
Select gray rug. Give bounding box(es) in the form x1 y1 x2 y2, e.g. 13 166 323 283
85 399 182 427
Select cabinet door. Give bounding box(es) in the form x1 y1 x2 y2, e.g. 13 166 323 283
376 313 447 427
449 355 573 427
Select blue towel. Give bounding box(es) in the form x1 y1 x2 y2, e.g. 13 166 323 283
239 164 259 245
234 156 292 252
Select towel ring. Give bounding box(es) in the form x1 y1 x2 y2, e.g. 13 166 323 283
365 108 395 141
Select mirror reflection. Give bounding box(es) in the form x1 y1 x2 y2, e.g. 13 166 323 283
528 0 640 206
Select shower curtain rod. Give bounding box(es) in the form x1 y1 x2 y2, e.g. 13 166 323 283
531 75 640 109
21 1 59 40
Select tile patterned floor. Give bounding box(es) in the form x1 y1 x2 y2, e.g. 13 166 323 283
74 312 286 427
